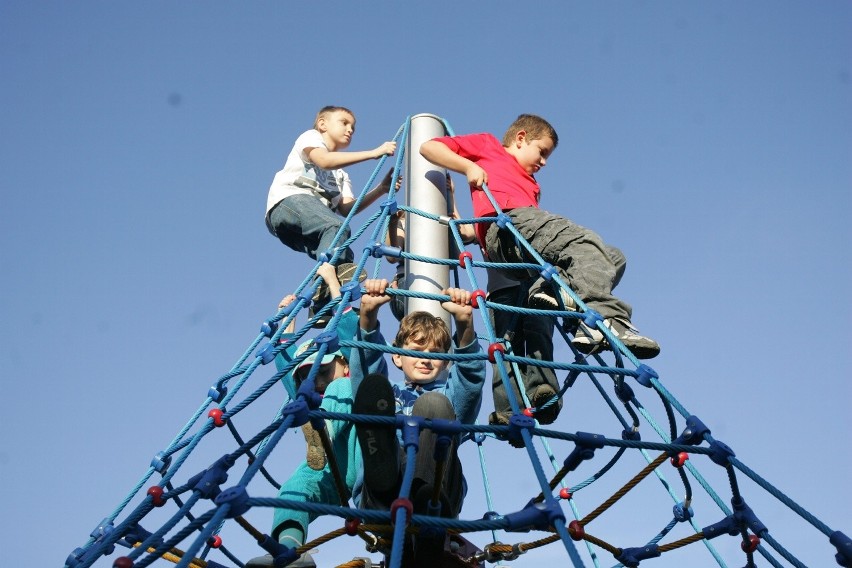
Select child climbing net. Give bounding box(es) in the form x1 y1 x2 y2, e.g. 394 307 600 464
66 116 850 568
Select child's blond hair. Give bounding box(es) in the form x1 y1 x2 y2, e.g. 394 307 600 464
393 311 452 352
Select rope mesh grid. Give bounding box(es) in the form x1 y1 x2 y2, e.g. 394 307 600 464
66 117 849 568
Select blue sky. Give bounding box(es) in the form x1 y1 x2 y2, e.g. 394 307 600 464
2 2 850 567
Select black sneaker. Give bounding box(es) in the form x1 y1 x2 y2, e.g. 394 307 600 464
529 384 560 425
245 551 316 568
354 374 399 503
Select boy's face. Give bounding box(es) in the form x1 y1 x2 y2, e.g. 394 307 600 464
318 110 356 150
509 131 555 175
392 339 450 384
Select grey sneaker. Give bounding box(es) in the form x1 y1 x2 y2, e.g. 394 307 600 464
572 317 660 359
245 551 316 568
528 285 576 311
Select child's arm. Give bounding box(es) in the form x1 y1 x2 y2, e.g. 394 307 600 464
358 279 393 332
316 262 342 299
307 141 396 170
441 287 475 347
447 176 478 244
337 169 402 216
420 140 488 188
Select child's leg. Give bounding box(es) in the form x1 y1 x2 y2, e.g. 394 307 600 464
486 207 632 321
270 465 340 544
353 374 400 509
267 194 353 262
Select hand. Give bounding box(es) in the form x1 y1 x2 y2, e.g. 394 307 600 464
278 294 297 309
465 164 488 188
374 141 397 159
441 287 473 320
380 169 403 193
359 279 392 331
316 262 338 285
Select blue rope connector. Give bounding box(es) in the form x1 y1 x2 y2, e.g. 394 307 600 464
622 428 641 441
731 496 767 536
538 263 557 281
368 242 401 259
673 415 711 447
314 331 340 353
400 415 422 450
123 523 154 548
702 515 741 539
615 381 635 403
495 212 512 229
86 519 115 556
379 198 398 215
341 280 362 302
280 400 310 428
189 455 233 499
208 384 227 403
616 544 661 567
507 414 535 445
635 364 659 388
673 502 694 522
258 342 277 365
503 499 564 532
260 319 278 338
708 439 736 466
581 309 603 328
563 432 605 472
150 451 171 475
831 531 852 567
213 484 251 518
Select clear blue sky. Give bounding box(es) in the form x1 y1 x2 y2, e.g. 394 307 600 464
2 2 849 567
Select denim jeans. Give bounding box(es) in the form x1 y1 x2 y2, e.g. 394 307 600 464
267 194 353 263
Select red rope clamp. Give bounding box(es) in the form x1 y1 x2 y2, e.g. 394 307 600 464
113 557 134 568
568 520 585 541
470 289 486 309
458 251 473 268
559 488 573 500
390 497 413 527
207 535 222 548
487 343 506 363
147 486 166 507
344 517 361 536
670 452 689 468
208 408 226 427
741 534 760 553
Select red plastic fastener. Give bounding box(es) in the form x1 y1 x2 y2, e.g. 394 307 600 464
559 488 573 500
670 452 689 468
208 408 226 427
487 343 506 363
344 517 361 536
741 534 760 553
208 535 222 548
523 408 534 418
113 557 134 568
390 497 413 527
458 251 473 268
470 289 486 309
147 485 166 507
568 520 585 541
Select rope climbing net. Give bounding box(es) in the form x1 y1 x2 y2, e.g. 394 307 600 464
66 116 850 568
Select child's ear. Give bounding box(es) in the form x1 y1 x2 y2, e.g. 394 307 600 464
391 353 403 369
515 129 527 147
316 116 327 132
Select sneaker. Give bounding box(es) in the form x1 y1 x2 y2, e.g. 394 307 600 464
572 318 660 359
245 551 316 568
354 374 399 503
302 422 326 471
528 285 576 311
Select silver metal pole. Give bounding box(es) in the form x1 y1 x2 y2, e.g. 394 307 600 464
404 114 450 326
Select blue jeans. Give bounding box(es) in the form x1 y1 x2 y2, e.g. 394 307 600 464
266 194 353 263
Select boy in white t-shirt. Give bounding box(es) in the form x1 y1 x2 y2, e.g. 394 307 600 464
265 106 397 291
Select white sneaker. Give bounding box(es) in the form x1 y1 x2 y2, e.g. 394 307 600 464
572 317 660 359
528 286 576 311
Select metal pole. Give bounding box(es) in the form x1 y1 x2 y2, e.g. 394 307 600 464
404 114 450 326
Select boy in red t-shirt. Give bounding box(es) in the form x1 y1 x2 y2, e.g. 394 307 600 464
420 114 660 361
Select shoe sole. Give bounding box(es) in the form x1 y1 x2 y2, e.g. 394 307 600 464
302 423 327 471
572 336 660 360
354 374 398 496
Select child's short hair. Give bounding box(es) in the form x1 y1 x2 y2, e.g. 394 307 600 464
393 311 452 352
314 105 355 129
501 114 559 148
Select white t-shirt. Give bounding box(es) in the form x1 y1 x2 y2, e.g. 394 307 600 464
266 129 354 216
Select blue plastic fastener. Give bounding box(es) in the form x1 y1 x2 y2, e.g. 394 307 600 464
433 434 452 462
341 280 362 301
280 400 310 427
538 263 557 281
401 415 422 450
317 252 331 264
495 212 512 229
258 343 277 365
298 286 314 302
615 382 635 403
207 384 227 403
616 545 661 567
708 440 736 466
673 416 711 447
563 432 605 471
622 429 641 441
296 381 323 409
635 364 659 388
151 451 171 474
503 500 564 532
380 198 398 215
190 455 233 499
88 519 116 556
314 330 340 353
731 496 766 536
472 433 487 445
507 414 535 445
581 309 603 327
65 548 85 567
702 515 740 539
260 320 278 338
123 523 154 547
212 485 251 518
831 531 852 567
673 502 694 522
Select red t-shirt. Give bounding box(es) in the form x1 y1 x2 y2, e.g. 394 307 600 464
432 133 540 245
